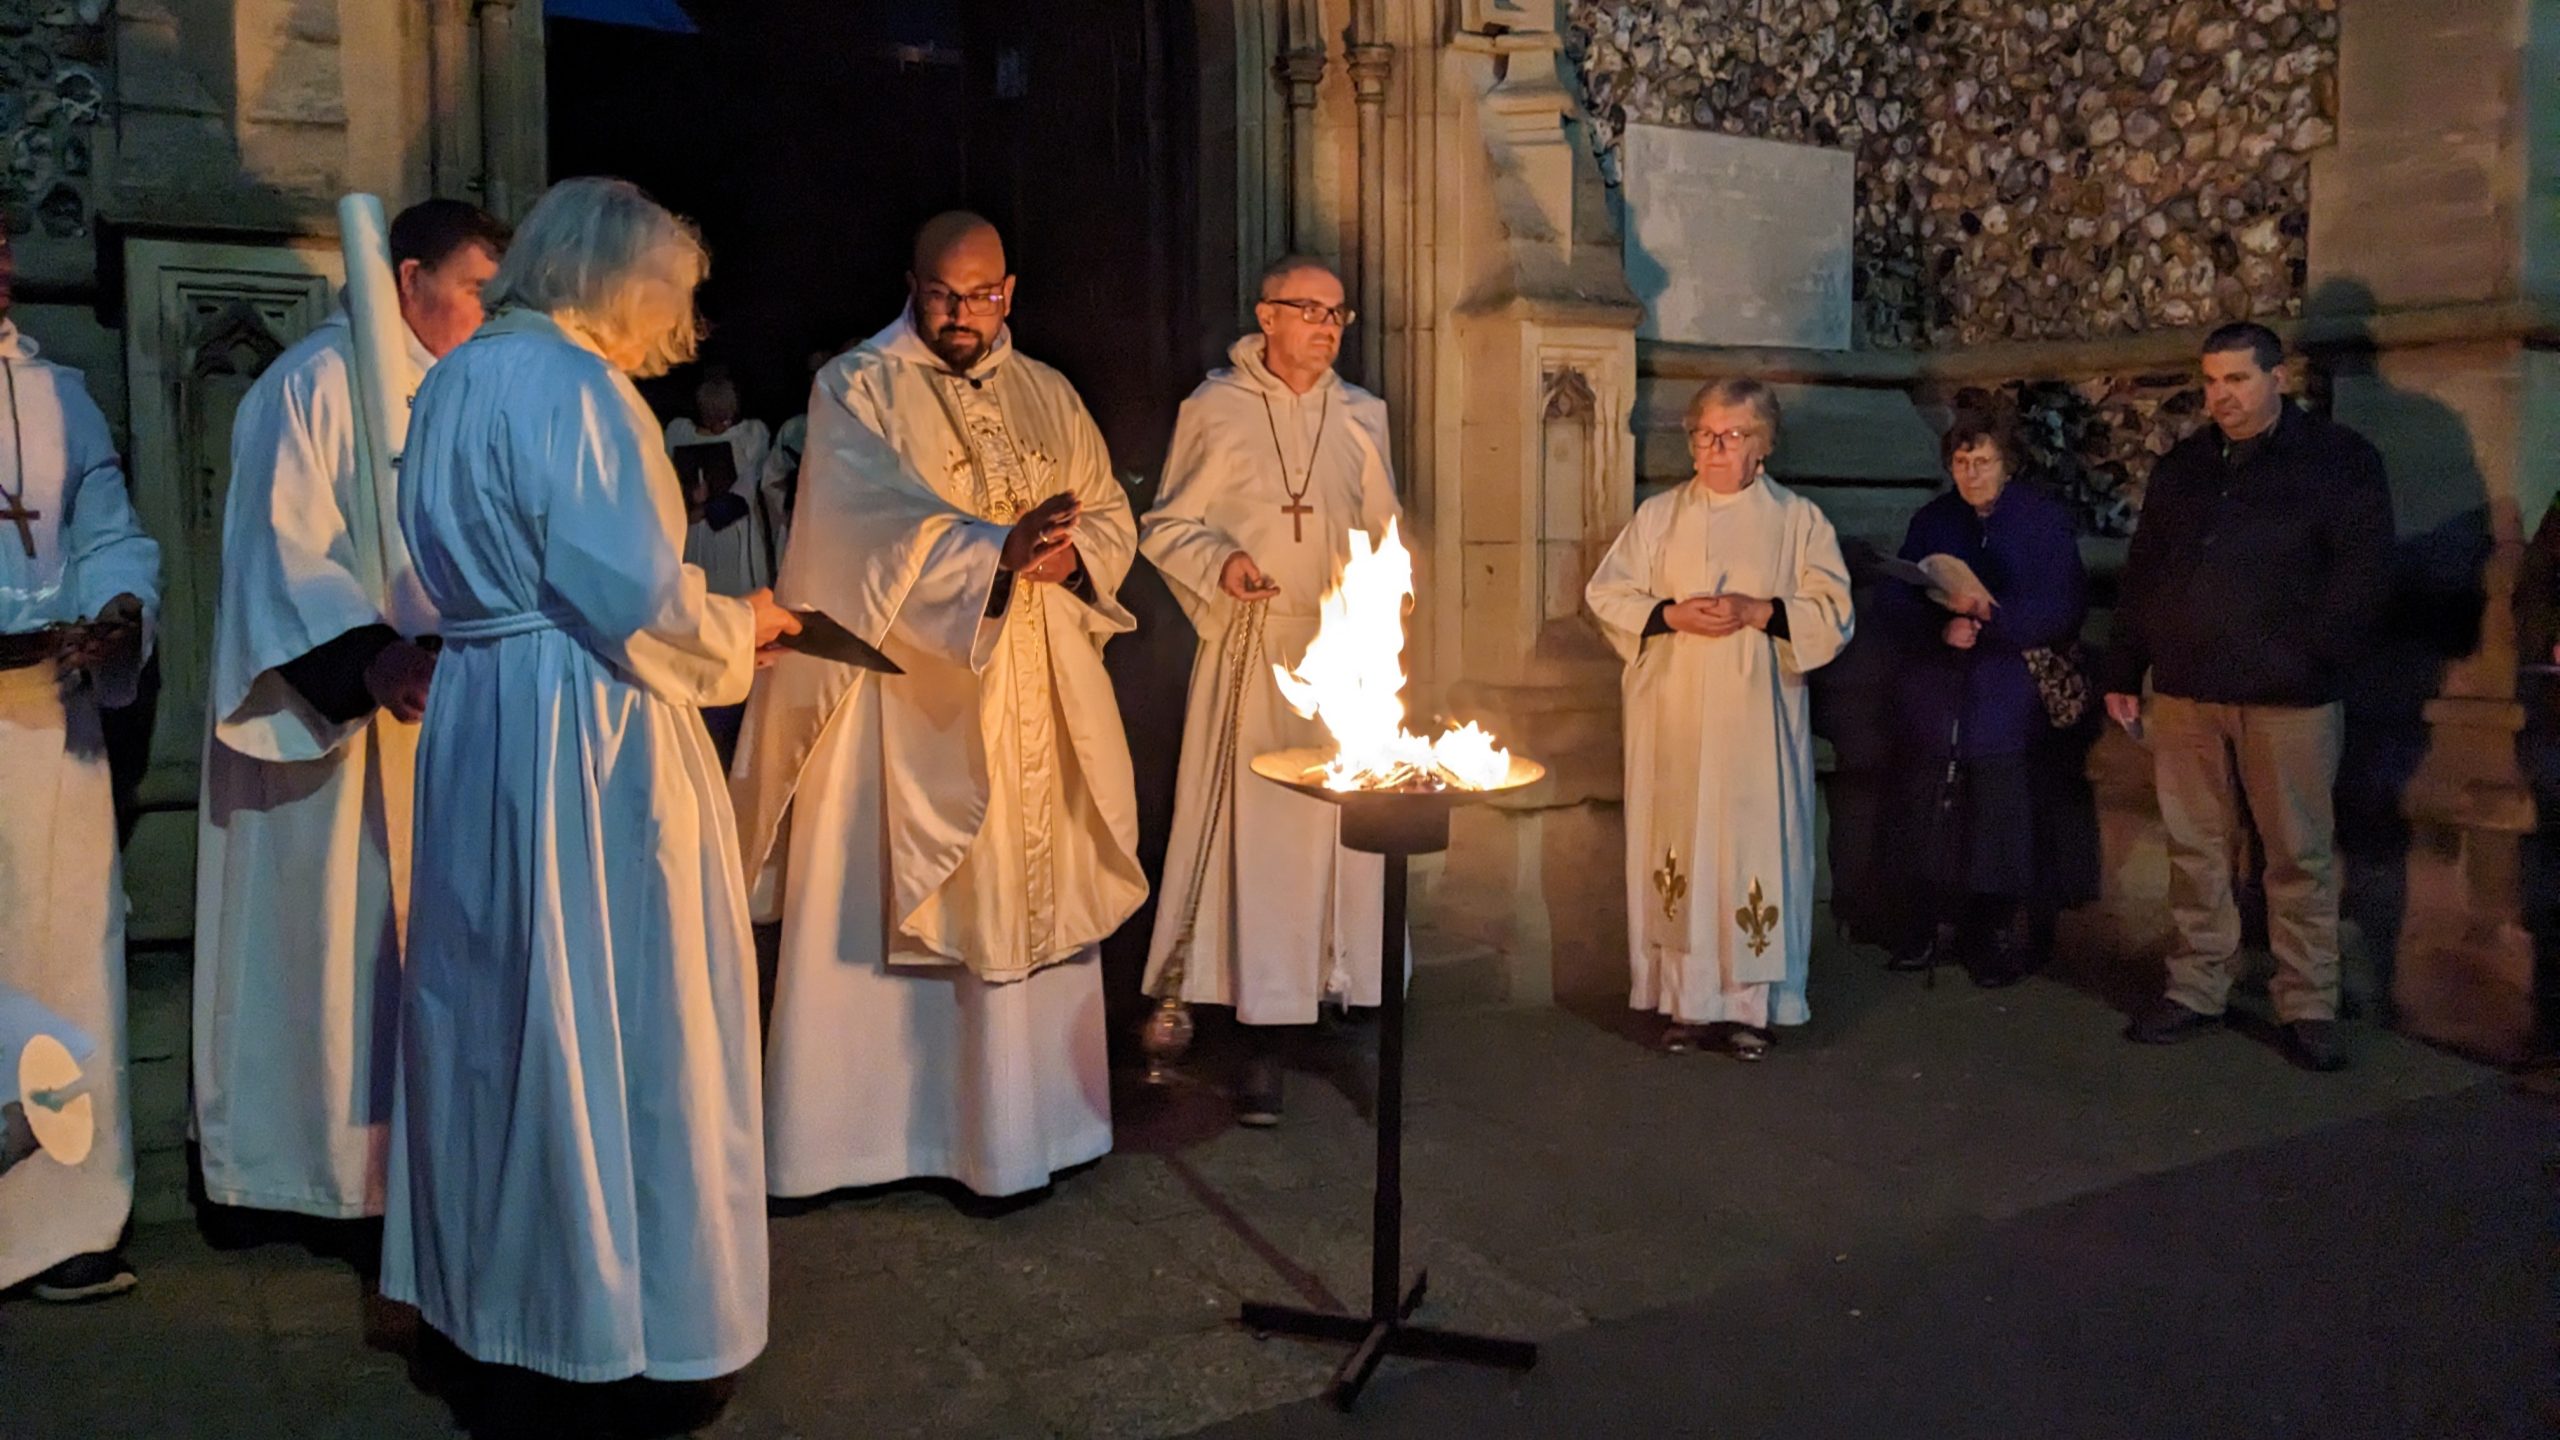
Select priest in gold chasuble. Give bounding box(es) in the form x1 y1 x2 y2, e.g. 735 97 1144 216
735 214 1145 1200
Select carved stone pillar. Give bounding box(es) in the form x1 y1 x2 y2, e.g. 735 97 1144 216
476 0 546 221
1346 12 1393 391
1427 8 1644 1000
1276 3 1327 254
430 0 484 203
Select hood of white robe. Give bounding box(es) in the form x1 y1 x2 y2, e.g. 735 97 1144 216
1220 333 1339 402
867 304 1016 381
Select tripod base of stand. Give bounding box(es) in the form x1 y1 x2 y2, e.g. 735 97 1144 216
1242 1271 1538 1409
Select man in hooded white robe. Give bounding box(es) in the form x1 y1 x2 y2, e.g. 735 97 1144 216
0 291 161 1301
193 201 502 1221
1138 258 1400 1123
1585 381 1852 1051
381 178 790 1383
735 213 1145 1201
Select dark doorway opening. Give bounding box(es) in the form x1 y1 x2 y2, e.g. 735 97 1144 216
546 0 1208 473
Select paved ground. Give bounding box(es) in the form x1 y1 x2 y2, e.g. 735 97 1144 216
0 932 2540 1439
1200 1082 2557 1440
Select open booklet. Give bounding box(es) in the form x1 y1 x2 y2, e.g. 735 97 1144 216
1877 553 1996 615
774 608 904 674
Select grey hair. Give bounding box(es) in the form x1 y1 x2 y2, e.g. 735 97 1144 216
483 177 708 378
1258 252 1339 299
1684 377 1782 438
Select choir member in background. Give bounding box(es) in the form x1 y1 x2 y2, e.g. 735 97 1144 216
669 368 773 598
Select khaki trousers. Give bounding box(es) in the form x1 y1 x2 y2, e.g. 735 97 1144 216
2147 695 2344 1023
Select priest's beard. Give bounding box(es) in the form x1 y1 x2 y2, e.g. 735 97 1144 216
929 324 991 372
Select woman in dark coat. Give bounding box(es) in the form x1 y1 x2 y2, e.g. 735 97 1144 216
1880 412 2089 985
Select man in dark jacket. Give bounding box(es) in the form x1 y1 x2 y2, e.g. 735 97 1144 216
2103 322 2393 1071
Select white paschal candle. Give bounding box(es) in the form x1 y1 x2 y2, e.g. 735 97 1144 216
335 193 436 635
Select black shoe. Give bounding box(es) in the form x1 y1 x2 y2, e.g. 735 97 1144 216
2124 997 2221 1044
1236 1054 1283 1128
1884 937 1937 972
30 1250 137 1303
2285 1019 2349 1072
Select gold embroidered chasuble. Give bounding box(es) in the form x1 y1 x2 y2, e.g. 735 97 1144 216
732 312 1145 983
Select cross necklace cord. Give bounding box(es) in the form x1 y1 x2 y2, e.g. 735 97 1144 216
1258 385 1329 544
0 363 30 558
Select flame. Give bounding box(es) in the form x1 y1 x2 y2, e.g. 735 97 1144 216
1271 519 1515 792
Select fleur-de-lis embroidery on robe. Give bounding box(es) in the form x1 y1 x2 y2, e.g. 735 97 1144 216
1652 848 1686 922
1736 879 1779 957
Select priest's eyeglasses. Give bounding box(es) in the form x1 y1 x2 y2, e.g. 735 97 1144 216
1687 426 1763 452
918 284 1010 317
1263 298 1357 328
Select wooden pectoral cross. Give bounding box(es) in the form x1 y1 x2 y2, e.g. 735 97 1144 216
1283 497 1313 543
0 493 35 558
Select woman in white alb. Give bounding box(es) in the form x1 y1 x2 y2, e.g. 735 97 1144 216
1586 378 1853 1060
383 176 798 1386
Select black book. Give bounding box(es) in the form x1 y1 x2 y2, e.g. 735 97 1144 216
776 608 904 673
671 440 738 514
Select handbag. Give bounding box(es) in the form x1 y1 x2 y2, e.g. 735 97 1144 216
2022 638 2090 729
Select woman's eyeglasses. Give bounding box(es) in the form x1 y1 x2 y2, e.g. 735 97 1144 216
1686 427 1762 453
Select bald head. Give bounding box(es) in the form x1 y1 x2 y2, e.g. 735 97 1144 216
909 211 1014 371
913 210 1004 275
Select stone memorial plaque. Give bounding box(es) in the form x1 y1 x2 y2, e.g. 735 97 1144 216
1620 125 1854 351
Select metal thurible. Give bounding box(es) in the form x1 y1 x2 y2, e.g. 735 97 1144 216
1139 997 1196 1087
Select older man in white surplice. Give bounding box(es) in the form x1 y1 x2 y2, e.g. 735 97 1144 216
1138 256 1401 1128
